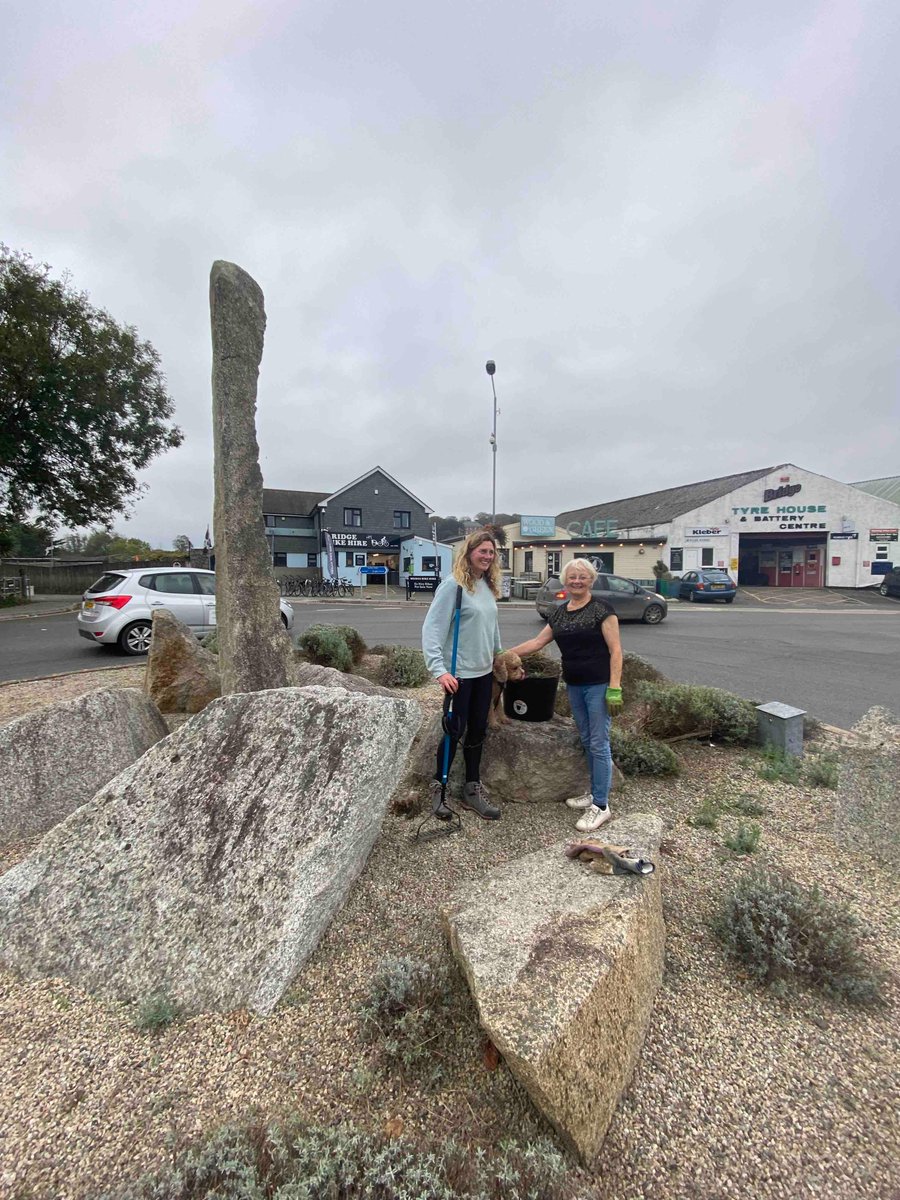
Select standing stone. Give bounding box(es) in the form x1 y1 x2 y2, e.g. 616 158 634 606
210 260 290 695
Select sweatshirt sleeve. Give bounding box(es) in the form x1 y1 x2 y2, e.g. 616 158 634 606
421 578 456 678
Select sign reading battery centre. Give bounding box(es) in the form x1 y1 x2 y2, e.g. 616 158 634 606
732 503 828 531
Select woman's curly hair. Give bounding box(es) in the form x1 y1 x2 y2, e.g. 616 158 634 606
453 529 501 596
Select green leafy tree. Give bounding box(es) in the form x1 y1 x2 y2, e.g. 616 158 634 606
82 527 151 559
433 515 466 542
0 520 53 556
0 246 183 538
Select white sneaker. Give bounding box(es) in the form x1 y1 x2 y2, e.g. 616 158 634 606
575 805 611 833
565 793 594 810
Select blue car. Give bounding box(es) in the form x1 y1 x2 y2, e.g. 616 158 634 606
677 569 737 604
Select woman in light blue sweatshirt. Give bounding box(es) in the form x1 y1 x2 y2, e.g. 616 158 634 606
421 529 502 820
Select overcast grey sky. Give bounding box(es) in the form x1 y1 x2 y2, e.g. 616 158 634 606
4 0 899 546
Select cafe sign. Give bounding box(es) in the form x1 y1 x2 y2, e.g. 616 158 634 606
566 518 619 538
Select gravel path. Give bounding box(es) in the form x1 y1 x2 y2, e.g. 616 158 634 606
0 676 897 1199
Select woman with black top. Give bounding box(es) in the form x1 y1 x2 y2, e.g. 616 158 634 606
508 557 623 833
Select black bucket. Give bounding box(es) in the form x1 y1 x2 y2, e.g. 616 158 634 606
503 676 559 722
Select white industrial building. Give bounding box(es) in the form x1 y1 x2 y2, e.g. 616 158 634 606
557 464 900 589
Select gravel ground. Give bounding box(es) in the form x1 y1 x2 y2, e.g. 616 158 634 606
0 676 897 1200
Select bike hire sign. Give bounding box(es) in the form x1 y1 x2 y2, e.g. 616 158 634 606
329 533 395 549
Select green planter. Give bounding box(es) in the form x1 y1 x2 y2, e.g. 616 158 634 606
655 578 671 597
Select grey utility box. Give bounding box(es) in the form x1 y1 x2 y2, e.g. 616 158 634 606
756 701 806 757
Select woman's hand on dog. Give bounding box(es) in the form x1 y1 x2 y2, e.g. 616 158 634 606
437 672 459 694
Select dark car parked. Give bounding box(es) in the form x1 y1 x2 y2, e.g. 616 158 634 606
879 568 900 598
676 569 737 603
534 574 667 624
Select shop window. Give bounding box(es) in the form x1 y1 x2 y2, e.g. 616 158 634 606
670 548 683 571
307 553 318 568
264 514 275 527
701 547 714 567
343 507 362 527
499 548 510 570
422 556 438 572
547 551 560 576
393 510 411 529
524 551 534 572
273 552 287 567
588 553 614 573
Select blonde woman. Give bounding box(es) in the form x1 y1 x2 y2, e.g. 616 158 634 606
508 558 623 833
421 529 502 820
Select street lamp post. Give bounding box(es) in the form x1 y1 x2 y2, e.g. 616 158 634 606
486 360 497 524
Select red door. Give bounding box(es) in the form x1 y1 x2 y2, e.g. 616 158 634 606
777 550 793 588
804 548 823 587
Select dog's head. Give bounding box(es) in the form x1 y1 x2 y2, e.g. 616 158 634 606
493 650 525 684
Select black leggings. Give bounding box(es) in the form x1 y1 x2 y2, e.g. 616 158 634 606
434 671 494 784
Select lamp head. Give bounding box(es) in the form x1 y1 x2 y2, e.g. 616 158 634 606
485 360 496 376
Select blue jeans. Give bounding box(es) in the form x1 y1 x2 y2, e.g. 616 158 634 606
567 683 612 808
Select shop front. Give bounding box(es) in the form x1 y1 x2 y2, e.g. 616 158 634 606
325 532 404 586
738 534 827 587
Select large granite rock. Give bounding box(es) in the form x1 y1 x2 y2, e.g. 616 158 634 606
403 712 622 806
145 610 222 713
291 660 396 699
443 813 664 1164
210 260 291 696
0 687 422 1015
0 688 168 844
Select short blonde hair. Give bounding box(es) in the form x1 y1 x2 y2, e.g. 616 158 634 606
562 557 599 585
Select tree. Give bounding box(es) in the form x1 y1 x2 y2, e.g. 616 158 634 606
82 527 152 558
172 534 192 554
0 519 53 556
434 515 467 542
475 511 520 529
0 246 183 538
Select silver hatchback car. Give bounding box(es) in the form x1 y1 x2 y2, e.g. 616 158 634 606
77 567 294 655
534 573 668 624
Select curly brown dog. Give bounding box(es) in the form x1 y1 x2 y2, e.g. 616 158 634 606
488 650 526 728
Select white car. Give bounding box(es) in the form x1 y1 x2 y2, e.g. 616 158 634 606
77 567 294 655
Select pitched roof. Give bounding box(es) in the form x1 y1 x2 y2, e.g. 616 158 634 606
557 467 776 530
324 465 432 512
262 488 330 516
851 476 900 506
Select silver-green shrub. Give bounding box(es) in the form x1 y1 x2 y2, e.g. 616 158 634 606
610 727 679 776
298 624 353 672
716 866 885 1004
636 680 757 744
377 646 430 688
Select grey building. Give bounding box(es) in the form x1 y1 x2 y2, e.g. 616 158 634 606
263 466 436 585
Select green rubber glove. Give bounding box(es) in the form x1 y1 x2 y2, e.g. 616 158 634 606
606 687 623 714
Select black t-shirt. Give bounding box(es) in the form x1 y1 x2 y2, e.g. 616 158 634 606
548 597 613 685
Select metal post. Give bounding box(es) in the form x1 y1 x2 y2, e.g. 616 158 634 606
486 360 497 524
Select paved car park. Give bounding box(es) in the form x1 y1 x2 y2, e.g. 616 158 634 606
734 586 898 609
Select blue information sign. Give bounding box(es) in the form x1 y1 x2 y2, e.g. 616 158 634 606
360 565 387 575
